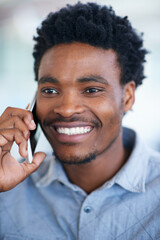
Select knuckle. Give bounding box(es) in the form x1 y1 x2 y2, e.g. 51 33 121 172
14 128 23 136
5 106 13 111
4 106 15 116
17 128 24 135
1 107 15 119
12 115 20 122
26 110 33 118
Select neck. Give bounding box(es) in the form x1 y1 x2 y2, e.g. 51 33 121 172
63 132 129 194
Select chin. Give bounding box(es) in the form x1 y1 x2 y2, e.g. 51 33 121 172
54 151 97 165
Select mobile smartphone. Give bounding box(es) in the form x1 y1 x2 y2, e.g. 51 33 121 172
26 92 41 163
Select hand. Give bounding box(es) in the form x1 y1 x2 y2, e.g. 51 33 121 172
0 107 46 192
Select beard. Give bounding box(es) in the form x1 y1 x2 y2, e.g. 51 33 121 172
42 114 102 165
53 125 121 166
53 150 98 165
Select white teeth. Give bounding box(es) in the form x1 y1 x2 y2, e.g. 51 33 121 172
56 127 92 135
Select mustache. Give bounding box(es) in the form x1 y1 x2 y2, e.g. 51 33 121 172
43 115 101 128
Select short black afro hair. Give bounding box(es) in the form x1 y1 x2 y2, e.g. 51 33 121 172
33 2 148 87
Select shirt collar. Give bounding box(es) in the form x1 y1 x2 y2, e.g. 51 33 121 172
31 128 150 193
102 128 150 193
31 154 67 187
32 153 81 192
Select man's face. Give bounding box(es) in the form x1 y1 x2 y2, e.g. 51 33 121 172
36 42 130 164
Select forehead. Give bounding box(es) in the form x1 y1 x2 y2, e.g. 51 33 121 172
38 42 121 84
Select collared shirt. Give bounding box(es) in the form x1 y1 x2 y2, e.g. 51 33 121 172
0 128 160 240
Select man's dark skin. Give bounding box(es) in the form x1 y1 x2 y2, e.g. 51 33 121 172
0 42 135 193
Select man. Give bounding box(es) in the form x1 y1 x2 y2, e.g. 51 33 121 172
0 2 160 239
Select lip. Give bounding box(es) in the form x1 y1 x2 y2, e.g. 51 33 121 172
52 121 94 128
47 122 94 143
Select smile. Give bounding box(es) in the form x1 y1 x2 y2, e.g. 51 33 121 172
56 126 92 135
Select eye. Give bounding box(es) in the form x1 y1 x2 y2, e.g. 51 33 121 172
41 88 58 96
85 88 102 94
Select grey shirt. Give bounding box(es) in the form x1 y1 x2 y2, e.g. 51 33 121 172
0 128 160 240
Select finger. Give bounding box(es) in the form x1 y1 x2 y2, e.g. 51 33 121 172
20 152 46 178
0 141 13 155
0 107 36 130
18 141 28 158
0 129 27 158
0 115 31 140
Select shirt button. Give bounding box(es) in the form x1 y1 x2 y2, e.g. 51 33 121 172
84 206 92 213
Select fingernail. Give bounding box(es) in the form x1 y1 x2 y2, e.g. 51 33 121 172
24 131 29 139
30 120 36 128
26 104 30 110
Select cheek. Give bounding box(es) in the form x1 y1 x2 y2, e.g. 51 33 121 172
90 96 121 122
36 99 49 124
93 104 122 147
91 97 123 145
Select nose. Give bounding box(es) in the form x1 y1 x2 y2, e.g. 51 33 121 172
54 93 85 117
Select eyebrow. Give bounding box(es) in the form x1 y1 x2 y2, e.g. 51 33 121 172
38 76 59 85
77 75 109 86
38 75 109 86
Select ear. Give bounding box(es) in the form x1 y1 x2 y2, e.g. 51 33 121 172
123 81 136 113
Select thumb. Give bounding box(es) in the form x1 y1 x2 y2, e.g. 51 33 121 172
21 152 46 178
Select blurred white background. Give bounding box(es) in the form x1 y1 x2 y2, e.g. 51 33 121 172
0 0 160 151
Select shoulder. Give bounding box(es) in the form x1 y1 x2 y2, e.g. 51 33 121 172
145 148 160 189
0 176 36 211
148 147 160 163
148 149 160 174
0 177 36 236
